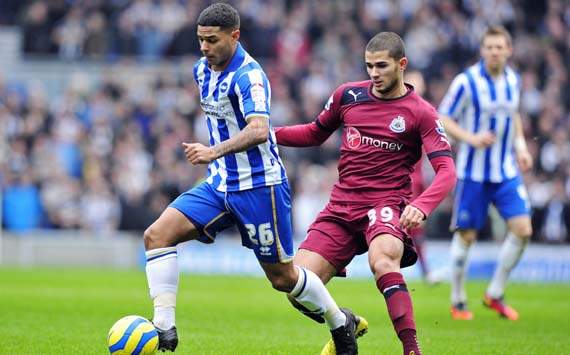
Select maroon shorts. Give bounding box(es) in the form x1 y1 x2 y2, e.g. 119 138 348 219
299 197 418 276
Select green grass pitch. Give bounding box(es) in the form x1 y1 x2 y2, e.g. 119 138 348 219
1 267 568 354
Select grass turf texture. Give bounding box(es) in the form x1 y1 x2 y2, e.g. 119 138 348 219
0 267 568 354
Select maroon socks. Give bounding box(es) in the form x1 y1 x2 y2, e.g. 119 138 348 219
377 272 421 355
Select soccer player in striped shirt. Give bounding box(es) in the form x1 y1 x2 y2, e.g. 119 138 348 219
143 3 357 353
439 26 533 321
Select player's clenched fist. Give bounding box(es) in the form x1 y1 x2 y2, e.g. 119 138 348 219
182 142 217 165
399 205 425 229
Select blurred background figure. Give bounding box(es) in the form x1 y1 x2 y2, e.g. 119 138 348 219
405 69 440 285
0 0 568 246
439 26 533 321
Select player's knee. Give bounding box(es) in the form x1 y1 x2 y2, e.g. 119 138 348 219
513 225 532 240
370 258 399 278
269 274 295 293
144 226 168 250
459 230 477 244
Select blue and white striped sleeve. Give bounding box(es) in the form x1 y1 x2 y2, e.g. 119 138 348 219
513 71 522 110
438 73 469 120
193 58 205 84
234 68 271 120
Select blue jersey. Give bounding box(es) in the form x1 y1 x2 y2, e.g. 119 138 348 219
439 60 521 183
193 42 286 192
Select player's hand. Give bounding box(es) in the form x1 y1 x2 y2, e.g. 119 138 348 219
469 131 496 148
182 142 217 164
399 205 425 229
516 149 533 172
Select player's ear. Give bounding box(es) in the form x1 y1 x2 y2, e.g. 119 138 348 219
399 57 408 72
231 29 240 41
505 42 513 58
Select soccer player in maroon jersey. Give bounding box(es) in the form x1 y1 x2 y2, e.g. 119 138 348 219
275 32 456 355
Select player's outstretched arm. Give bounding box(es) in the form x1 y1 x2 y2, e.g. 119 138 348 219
274 121 334 147
439 114 496 149
183 115 269 164
275 84 344 147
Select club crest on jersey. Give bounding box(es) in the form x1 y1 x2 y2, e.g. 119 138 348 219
346 127 362 149
389 115 406 133
219 81 229 94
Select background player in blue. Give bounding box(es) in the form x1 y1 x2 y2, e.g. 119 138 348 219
142 3 358 353
439 26 533 321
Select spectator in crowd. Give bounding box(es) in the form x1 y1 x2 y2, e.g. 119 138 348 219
0 0 568 243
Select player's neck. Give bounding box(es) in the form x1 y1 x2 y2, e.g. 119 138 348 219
212 57 231 72
372 82 407 99
485 64 504 78
212 43 238 72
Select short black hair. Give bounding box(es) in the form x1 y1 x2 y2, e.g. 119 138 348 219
197 2 240 30
365 32 406 60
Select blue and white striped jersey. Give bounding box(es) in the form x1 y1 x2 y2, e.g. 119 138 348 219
193 43 287 192
439 60 521 183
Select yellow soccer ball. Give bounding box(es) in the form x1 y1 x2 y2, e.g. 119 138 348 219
108 315 159 355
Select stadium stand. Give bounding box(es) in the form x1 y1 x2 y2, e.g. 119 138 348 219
0 0 569 244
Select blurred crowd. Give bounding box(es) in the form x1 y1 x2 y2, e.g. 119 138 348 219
1 0 569 243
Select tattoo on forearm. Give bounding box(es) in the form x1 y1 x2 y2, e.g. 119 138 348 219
213 122 265 158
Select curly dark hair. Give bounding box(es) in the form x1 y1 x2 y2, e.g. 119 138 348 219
197 2 240 31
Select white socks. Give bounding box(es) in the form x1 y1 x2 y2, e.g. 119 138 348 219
487 233 528 299
450 232 470 305
289 266 346 330
145 251 347 331
145 247 179 330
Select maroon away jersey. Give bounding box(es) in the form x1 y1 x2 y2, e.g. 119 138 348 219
317 81 451 204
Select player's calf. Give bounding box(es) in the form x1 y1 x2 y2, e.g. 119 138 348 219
288 295 326 323
377 272 422 355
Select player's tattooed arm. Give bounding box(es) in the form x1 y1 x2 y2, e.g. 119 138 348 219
183 115 269 164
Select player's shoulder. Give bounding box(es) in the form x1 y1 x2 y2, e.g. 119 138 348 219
444 62 479 92
452 64 479 84
192 57 208 83
408 90 431 106
333 80 373 105
233 54 266 81
408 90 437 116
194 57 208 71
504 65 521 85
